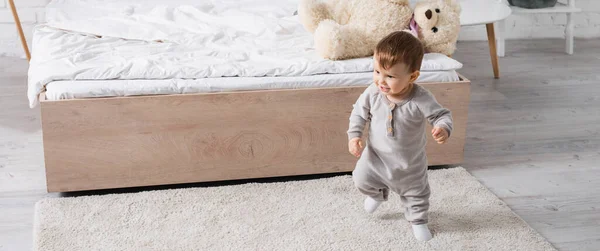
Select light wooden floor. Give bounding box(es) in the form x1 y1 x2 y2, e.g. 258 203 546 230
1 39 599 251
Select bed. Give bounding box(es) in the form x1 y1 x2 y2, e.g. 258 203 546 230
30 0 471 192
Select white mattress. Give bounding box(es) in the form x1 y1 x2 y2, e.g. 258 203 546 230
44 70 460 101
30 0 463 106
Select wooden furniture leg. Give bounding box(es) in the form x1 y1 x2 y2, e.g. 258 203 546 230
497 20 506 57
566 12 574 54
8 0 31 61
486 23 499 79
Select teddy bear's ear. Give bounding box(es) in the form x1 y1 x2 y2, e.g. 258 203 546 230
443 0 461 13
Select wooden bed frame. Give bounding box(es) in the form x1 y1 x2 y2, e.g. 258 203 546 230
39 75 471 192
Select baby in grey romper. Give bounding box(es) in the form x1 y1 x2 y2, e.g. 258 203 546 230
347 31 453 242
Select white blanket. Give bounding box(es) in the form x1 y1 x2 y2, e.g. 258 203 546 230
27 0 463 108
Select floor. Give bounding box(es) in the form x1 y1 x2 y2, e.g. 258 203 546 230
1 39 599 251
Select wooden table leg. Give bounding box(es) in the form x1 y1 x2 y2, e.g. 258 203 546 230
486 23 499 79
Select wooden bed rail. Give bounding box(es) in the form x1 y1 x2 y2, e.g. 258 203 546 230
40 78 470 192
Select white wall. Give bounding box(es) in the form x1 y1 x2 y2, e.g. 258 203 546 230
459 0 600 40
0 0 599 58
0 0 49 57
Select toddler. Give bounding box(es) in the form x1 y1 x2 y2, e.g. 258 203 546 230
347 31 453 242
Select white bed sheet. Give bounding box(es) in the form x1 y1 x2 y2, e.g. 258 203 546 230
44 70 460 101
30 0 463 107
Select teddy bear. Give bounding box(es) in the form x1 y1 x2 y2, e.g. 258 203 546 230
413 0 462 56
297 0 461 60
297 0 413 60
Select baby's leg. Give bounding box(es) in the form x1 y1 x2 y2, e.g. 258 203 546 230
400 182 432 241
400 183 430 224
352 169 389 201
352 163 389 213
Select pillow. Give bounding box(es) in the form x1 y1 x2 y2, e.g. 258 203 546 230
420 53 463 71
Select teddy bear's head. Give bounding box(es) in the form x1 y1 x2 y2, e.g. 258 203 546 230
413 0 461 55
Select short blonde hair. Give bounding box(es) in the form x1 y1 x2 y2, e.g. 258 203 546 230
374 31 424 73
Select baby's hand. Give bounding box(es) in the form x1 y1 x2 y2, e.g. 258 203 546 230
432 127 449 144
348 137 364 158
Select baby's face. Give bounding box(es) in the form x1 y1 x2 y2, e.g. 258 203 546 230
373 59 418 97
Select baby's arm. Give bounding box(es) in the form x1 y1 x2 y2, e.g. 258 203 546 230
415 87 453 143
347 85 373 140
347 85 373 157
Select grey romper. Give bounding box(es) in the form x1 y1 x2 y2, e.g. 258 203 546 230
347 83 453 225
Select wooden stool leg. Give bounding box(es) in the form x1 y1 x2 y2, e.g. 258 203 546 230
8 0 31 61
497 19 506 57
566 13 574 54
486 23 499 79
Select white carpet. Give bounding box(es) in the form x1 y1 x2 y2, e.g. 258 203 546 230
33 167 556 250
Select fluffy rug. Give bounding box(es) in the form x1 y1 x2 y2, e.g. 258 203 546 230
33 167 556 250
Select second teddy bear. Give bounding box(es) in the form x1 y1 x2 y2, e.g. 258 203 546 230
413 0 462 56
